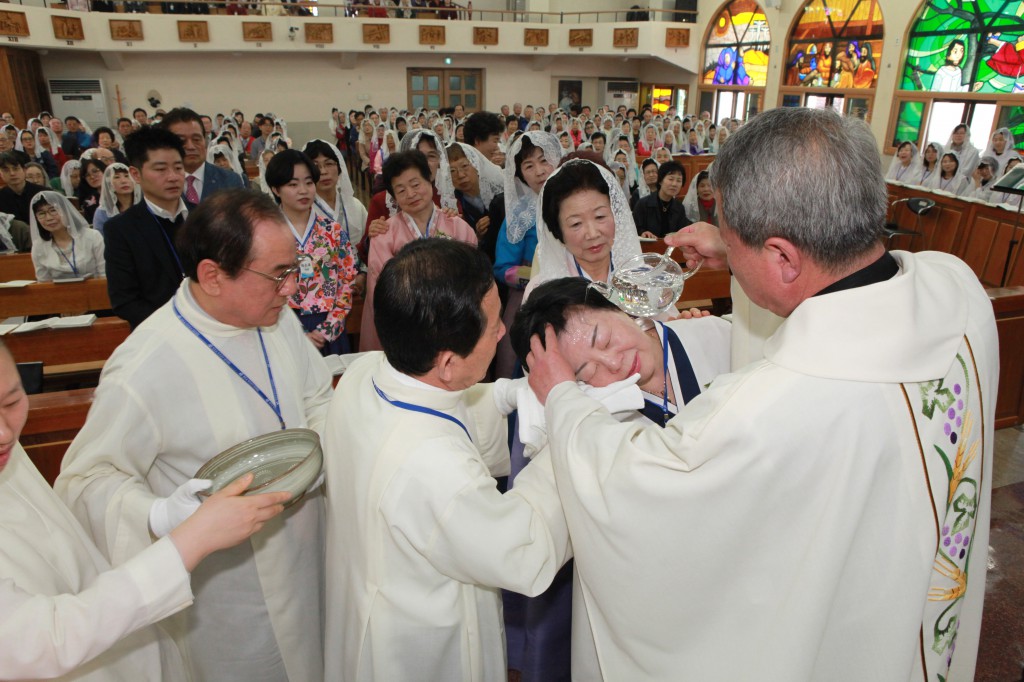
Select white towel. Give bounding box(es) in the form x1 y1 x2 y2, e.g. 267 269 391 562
517 375 643 457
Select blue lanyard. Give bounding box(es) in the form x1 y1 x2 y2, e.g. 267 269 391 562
144 203 185 277
55 238 78 275
658 322 669 420
173 300 285 430
372 378 471 442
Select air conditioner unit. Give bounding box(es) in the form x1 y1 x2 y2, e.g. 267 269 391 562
600 80 640 112
47 79 108 129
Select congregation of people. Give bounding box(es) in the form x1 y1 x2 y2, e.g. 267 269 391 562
0 93 1002 682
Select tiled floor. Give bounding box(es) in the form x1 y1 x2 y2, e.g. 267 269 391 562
977 425 1024 682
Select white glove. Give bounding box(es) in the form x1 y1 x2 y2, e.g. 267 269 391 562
149 478 213 538
492 377 530 416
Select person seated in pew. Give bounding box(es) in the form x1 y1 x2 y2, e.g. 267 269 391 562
968 155 999 199
683 170 719 226
29 191 106 282
631 160 690 239
0 211 31 253
93 162 141 235
925 151 971 196
24 161 50 193
59 159 81 198
0 340 291 682
0 150 47 225
629 157 659 208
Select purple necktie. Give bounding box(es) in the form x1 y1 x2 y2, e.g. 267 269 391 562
185 175 199 204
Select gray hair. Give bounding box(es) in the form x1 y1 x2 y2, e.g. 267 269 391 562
708 107 886 271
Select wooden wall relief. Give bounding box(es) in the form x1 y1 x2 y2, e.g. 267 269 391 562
51 15 84 42
613 28 638 49
0 11 30 37
473 26 498 46
524 28 548 47
242 22 272 42
109 19 143 41
305 23 333 44
665 28 689 48
419 25 445 46
177 21 209 43
362 23 390 44
568 28 592 48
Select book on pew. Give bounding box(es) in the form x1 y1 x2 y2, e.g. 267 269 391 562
993 165 1024 195
0 323 19 336
10 314 97 334
0 280 35 288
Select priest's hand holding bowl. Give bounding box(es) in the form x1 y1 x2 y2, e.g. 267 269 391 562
665 221 726 270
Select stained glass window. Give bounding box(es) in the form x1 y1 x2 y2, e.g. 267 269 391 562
902 0 1024 94
784 0 884 89
702 0 771 87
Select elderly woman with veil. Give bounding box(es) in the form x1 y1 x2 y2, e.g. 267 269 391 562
92 162 141 235
526 157 642 298
491 131 560 379
29 191 105 282
358 150 477 352
446 141 505 259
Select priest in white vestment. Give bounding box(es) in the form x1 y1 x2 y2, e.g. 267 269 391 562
524 108 998 681
323 239 571 682
55 190 332 682
0 341 290 681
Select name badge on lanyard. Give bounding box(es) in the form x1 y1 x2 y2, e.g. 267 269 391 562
299 255 316 279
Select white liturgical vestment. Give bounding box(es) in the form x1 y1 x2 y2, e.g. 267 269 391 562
323 353 571 682
55 281 333 682
0 445 193 682
543 251 997 681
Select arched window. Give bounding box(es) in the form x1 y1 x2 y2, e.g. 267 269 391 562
889 0 1024 156
698 0 771 123
778 0 884 120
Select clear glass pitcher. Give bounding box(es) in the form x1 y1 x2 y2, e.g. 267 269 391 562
590 248 703 318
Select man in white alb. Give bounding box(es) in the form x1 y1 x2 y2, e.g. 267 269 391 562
525 107 998 681
56 189 331 682
323 238 570 682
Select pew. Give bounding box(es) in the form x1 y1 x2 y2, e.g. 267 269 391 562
886 182 1024 288
22 388 95 485
4 317 130 369
0 278 112 318
0 253 37 282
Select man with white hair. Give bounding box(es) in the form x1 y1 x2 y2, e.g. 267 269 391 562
525 106 997 681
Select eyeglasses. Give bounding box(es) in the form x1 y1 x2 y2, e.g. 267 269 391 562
34 207 60 219
242 264 300 293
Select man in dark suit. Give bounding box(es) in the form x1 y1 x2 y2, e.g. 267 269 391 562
160 107 243 205
105 126 193 329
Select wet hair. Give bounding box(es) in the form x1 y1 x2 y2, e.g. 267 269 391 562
382 150 432 197
123 126 185 169
375 239 495 376
541 159 610 243
263 149 320 202
177 189 284 281
510 276 618 372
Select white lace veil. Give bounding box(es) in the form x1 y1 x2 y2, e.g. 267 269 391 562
607 161 630 196
207 143 245 179
531 159 642 292
98 162 141 216
557 131 575 156
29 191 91 250
982 126 1019 174
886 141 921 181
944 125 980 177
453 141 504 207
35 128 56 154
59 160 81 198
257 151 274 195
682 166 714 222
304 138 356 214
393 129 458 216
0 212 17 252
503 131 561 245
